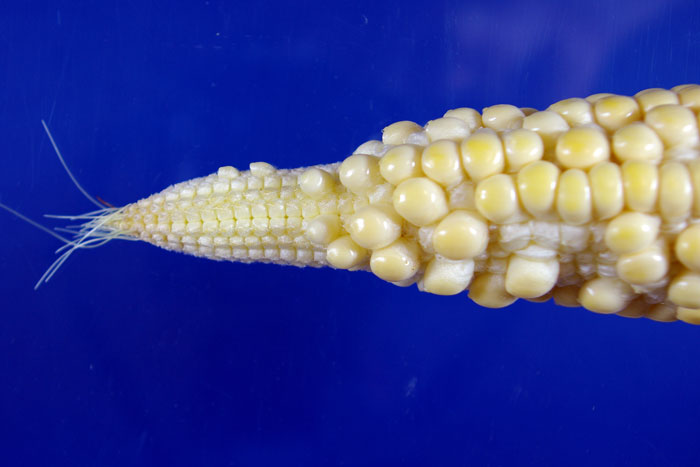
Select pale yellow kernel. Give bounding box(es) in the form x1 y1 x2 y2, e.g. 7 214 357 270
668 271 700 308
392 177 449 226
586 92 614 103
548 97 593 126
326 235 368 269
299 168 336 198
578 277 635 314
460 129 505 182
672 84 695 92
552 285 581 307
646 303 678 322
588 162 623 220
522 111 569 156
634 88 679 113
382 121 424 145
467 273 517 308
504 256 559 299
425 117 471 142
346 204 402 250
645 104 700 148
249 162 276 177
443 107 482 131
616 240 669 285
502 129 544 173
676 307 700 325
432 210 489 260
659 162 692 221
675 224 700 272
354 140 385 157
689 160 700 216
604 212 660 254
475 174 520 223
481 104 524 131
556 169 591 225
677 85 700 112
421 140 464 187
621 161 658 212
516 161 559 217
370 238 420 282
305 215 341 245
593 95 641 131
217 166 240 179
379 144 423 186
339 154 382 194
555 127 610 169
611 122 663 163
420 257 475 295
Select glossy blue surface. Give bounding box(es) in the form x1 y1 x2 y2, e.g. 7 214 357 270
2 1 700 465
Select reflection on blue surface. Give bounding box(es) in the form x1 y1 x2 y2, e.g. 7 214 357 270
1 1 700 465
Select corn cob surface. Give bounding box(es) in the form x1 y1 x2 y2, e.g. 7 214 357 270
109 85 700 324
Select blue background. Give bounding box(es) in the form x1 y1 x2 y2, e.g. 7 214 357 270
1 1 700 466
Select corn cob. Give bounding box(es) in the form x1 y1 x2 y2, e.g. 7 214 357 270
94 85 700 323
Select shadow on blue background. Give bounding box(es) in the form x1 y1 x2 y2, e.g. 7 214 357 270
1 1 700 466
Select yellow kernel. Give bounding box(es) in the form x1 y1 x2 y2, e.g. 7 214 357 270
393 177 449 226
516 161 559 217
668 271 700 309
677 307 700 325
339 154 382 194
421 140 464 187
299 168 336 198
556 169 591 225
460 129 505 182
382 121 423 145
475 174 520 223
659 162 692 221
481 104 524 131
522 111 569 155
677 84 700 112
675 224 700 272
379 144 423 185
548 97 594 126
432 210 489 260
604 212 660 254
611 122 663 163
555 127 610 169
502 129 544 173
326 235 368 269
645 104 699 148
621 161 658 212
588 162 623 220
689 160 700 217
370 238 420 282
586 92 614 103
504 256 559 299
634 88 679 113
552 285 581 307
443 107 482 131
425 117 471 142
346 205 402 250
467 273 517 308
646 303 678 322
578 277 635 314
305 215 341 245
593 95 641 131
420 257 475 295
616 241 669 285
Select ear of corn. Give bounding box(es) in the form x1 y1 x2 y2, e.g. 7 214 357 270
111 85 700 324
